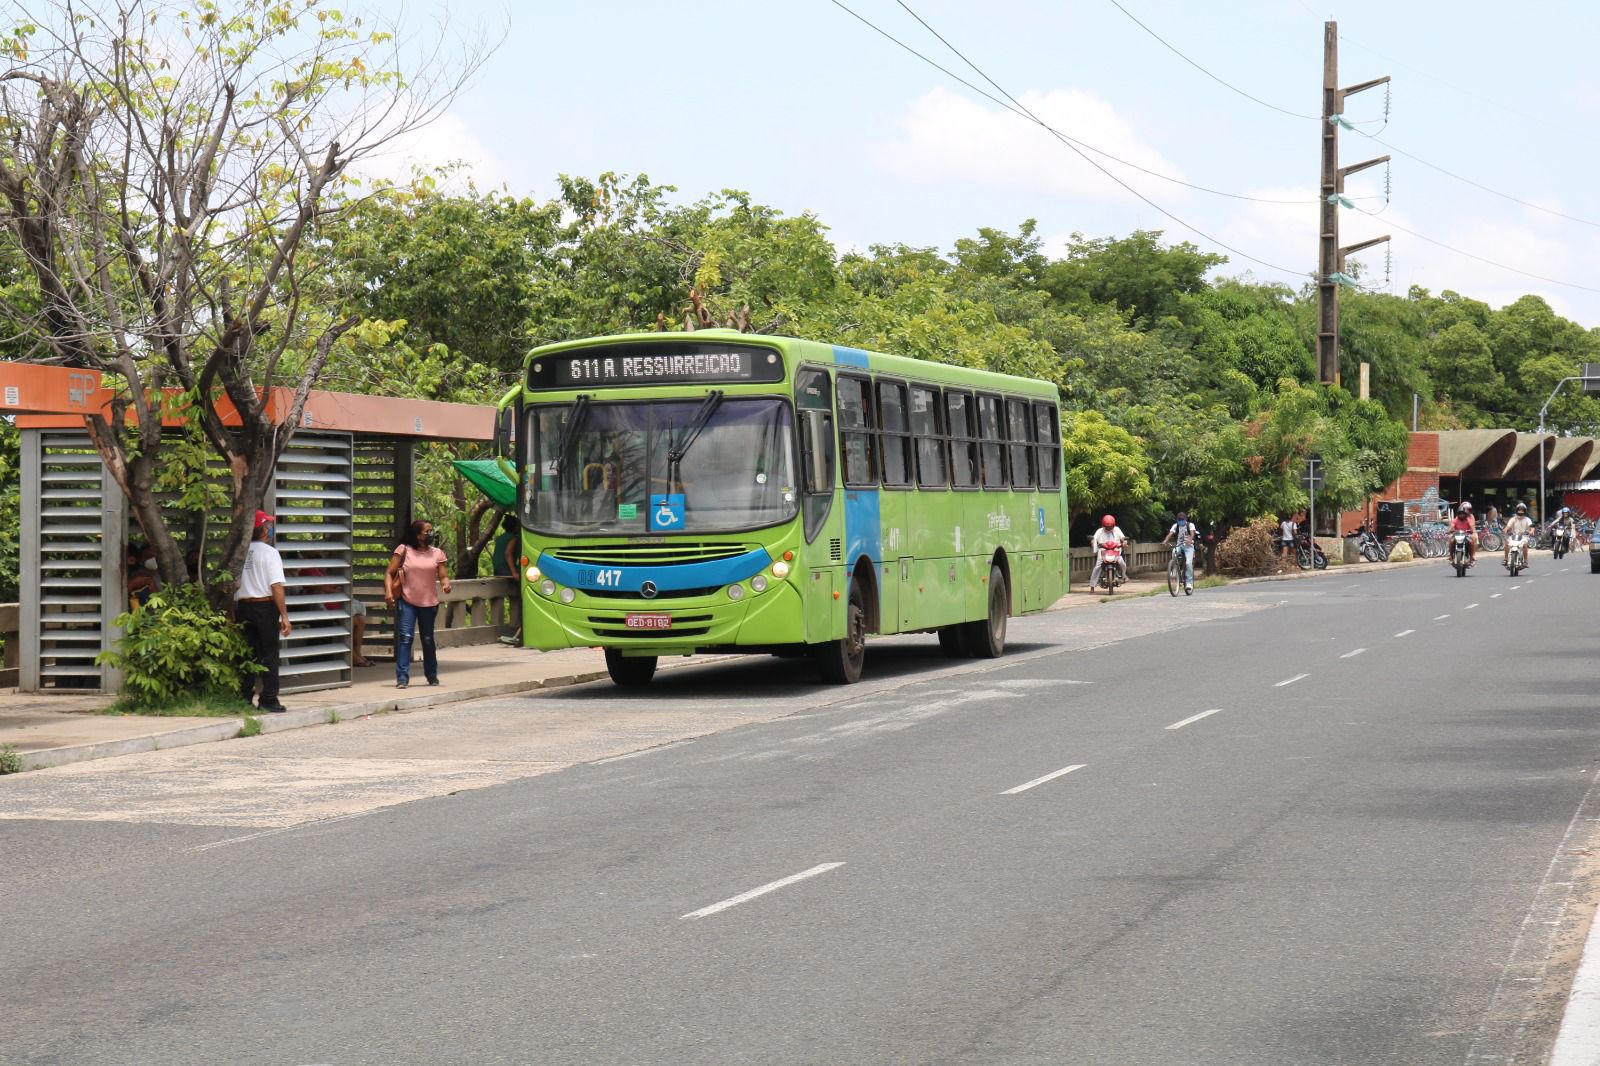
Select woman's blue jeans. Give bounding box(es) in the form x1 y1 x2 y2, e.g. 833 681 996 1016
395 600 439 685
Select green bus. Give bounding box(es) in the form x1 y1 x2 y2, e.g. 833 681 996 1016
500 330 1069 686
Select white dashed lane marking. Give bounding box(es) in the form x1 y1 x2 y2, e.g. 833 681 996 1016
680 863 845 919
1001 764 1087 796
1275 674 1309 688
1166 709 1223 731
1340 648 1367 659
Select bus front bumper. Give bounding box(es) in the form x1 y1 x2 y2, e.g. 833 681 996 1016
522 580 804 654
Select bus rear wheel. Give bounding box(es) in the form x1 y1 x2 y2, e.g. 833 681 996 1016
816 582 867 684
605 648 657 687
960 565 1008 659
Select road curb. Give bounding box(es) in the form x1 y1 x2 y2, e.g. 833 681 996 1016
15 669 616 772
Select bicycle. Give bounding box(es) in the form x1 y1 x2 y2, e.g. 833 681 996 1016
1167 544 1192 596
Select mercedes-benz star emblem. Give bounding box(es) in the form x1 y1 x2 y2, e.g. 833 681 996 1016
640 581 658 599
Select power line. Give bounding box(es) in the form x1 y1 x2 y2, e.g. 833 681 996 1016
827 0 1344 208
1351 204 1600 295
1102 0 1321 121
830 0 1312 280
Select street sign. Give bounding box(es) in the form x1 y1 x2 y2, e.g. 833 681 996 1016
1585 363 1600 393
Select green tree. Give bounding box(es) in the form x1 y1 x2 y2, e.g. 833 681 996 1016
1040 230 1225 324
1060 411 1151 519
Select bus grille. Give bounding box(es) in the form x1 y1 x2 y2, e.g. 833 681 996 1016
551 543 750 566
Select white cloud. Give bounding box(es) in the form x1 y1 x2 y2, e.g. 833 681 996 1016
349 108 513 194
874 86 1188 206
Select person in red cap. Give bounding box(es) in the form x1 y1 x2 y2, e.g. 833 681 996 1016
234 509 291 711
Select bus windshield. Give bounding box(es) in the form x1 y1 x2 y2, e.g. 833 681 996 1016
527 398 798 534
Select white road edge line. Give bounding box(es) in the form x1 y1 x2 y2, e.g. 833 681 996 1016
185 811 372 853
1339 648 1367 659
1166 709 1223 730
1274 673 1309 688
1001 763 1087 795
680 862 845 920
1395 629 1415 637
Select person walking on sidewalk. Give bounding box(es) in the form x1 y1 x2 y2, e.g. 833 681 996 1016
385 519 451 689
235 510 291 712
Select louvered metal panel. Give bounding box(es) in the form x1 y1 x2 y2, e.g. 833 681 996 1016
21 431 122 692
274 432 354 691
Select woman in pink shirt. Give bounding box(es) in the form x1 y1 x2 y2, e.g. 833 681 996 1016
385 519 452 688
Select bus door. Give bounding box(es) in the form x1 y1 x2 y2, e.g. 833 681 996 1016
796 367 841 642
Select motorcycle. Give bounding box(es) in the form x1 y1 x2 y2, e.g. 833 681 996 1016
1449 529 1472 577
1506 533 1529 577
1096 542 1125 592
1552 525 1572 560
1354 524 1388 563
1295 531 1328 570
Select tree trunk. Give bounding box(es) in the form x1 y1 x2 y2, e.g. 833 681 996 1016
457 500 503 578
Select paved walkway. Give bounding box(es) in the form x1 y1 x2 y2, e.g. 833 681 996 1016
0 557 1414 772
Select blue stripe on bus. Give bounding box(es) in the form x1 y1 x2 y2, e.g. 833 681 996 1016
842 488 881 587
536 547 773 594
831 346 871 369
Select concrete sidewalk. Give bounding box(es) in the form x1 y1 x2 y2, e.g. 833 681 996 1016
0 556 1425 772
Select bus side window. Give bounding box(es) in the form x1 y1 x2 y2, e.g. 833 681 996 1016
977 393 1008 490
910 385 947 488
837 374 877 487
796 367 836 543
1033 402 1061 491
1006 398 1035 489
878 380 912 488
946 390 978 489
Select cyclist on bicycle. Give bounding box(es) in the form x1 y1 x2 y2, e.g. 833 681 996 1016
1503 502 1534 570
1449 502 1477 567
1089 514 1128 590
1161 510 1199 593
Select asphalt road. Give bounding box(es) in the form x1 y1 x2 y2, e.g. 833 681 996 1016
3 557 1599 1065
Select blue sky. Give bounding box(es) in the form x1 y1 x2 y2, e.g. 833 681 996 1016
381 0 1600 327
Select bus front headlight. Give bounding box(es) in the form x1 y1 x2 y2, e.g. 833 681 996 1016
770 560 790 579
540 579 556 597
751 574 768 593
727 584 745 601
559 587 576 604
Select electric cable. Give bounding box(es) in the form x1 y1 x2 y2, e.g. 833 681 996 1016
1350 204 1600 295
830 0 1313 280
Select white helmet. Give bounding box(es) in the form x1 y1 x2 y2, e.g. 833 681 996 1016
1460 501 1472 512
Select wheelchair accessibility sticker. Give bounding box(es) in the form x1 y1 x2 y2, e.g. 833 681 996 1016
650 493 686 530
1038 507 1047 535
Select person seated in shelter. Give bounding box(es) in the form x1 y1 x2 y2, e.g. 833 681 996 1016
298 565 371 667
126 542 160 608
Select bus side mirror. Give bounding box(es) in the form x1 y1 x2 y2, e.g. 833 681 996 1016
495 407 514 459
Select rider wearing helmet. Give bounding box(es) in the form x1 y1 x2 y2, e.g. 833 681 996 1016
1089 513 1128 590
1161 509 1199 592
1503 501 1534 570
1449 501 1477 566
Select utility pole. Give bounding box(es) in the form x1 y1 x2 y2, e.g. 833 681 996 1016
1318 21 1391 386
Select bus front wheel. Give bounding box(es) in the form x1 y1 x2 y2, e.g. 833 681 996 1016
816 582 867 684
605 648 657 687
961 565 1008 659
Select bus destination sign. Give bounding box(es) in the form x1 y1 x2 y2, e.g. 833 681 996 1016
528 343 786 390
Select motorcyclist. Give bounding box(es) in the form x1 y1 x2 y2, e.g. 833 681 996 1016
1503 502 1534 570
1448 502 1477 566
1089 514 1128 590
1160 510 1198 593
1550 507 1578 551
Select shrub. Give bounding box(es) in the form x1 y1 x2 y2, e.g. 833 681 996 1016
1216 516 1282 576
97 583 261 709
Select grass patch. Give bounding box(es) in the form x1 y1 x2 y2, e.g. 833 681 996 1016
1195 575 1229 589
327 709 341 725
0 743 22 775
100 691 255 718
237 715 262 738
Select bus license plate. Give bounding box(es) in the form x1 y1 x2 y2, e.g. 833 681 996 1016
625 613 672 630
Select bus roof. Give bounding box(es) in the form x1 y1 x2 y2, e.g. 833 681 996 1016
524 330 1060 400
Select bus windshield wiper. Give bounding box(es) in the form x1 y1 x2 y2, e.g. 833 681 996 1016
666 389 724 492
552 394 592 474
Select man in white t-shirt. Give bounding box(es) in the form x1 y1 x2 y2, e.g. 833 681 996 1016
1089 514 1128 590
234 510 291 711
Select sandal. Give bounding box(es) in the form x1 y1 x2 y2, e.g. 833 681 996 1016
352 656 373 668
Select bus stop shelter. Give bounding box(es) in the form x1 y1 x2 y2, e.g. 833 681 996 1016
13 371 496 696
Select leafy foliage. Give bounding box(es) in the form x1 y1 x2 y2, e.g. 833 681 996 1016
97 584 261 710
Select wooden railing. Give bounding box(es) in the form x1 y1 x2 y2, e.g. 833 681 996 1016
357 577 518 653
1067 542 1176 585
0 603 16 687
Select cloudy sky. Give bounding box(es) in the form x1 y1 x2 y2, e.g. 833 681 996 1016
385 0 1600 326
